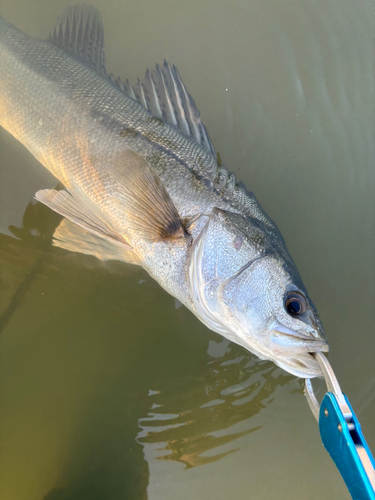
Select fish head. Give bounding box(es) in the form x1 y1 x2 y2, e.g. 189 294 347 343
189 208 328 378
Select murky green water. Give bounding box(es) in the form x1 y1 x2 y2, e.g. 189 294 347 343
0 0 374 498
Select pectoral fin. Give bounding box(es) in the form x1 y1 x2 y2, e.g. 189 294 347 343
110 149 186 243
53 219 140 264
35 188 139 263
35 149 185 257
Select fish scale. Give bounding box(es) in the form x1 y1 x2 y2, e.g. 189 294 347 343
0 5 328 378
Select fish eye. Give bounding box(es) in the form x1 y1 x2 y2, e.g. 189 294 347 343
285 292 307 316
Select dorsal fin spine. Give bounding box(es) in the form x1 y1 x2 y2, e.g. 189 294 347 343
172 64 198 140
145 69 163 119
171 66 193 133
128 79 136 101
164 62 190 136
156 64 178 127
137 79 148 110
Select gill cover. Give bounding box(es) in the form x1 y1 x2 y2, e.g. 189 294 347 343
188 209 268 341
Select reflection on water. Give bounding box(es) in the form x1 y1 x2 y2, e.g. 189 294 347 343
138 345 292 469
0 201 60 332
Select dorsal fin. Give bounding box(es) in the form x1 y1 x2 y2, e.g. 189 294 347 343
49 4 106 75
127 61 216 157
48 6 215 156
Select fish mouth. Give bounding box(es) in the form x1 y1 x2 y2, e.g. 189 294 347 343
273 352 325 378
269 324 329 378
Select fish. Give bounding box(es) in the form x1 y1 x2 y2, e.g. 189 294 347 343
0 5 328 378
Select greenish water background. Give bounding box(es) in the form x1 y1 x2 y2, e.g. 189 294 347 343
0 0 374 499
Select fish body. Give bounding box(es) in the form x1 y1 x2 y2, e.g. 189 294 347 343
0 6 328 377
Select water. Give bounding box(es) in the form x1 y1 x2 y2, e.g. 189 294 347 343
0 0 374 498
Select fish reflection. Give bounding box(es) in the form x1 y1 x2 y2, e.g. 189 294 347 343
0 199 61 332
137 341 293 469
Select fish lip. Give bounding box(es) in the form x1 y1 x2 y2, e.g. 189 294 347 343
270 331 328 353
272 322 326 342
275 352 324 378
273 323 311 339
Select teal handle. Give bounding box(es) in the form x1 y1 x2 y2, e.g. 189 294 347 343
319 393 375 500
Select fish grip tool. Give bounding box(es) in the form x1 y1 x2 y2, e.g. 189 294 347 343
305 352 375 500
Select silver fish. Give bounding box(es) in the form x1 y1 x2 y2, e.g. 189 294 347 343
0 5 328 377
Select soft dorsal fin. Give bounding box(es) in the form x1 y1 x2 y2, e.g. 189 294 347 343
49 4 106 75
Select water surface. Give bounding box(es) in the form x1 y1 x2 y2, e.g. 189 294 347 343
0 0 374 499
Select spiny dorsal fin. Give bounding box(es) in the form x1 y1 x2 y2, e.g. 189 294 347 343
128 61 216 157
49 4 106 75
